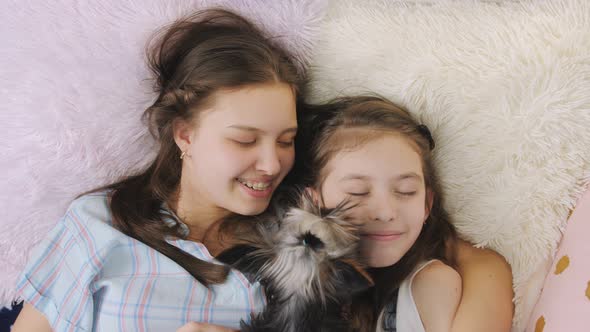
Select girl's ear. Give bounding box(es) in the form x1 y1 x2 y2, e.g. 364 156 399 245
424 188 434 221
172 118 194 155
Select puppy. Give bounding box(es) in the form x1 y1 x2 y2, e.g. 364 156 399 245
217 191 372 332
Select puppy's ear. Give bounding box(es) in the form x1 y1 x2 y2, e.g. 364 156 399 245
332 259 374 295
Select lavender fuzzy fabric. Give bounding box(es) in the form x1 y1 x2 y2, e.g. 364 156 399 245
0 0 327 306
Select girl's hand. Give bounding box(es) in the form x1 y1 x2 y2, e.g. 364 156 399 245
176 322 238 332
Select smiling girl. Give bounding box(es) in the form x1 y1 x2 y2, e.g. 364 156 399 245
299 96 513 332
13 9 303 332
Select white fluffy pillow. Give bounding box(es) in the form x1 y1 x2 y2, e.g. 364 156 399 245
306 1 590 330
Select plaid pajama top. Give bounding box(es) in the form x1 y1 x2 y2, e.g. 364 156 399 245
16 193 265 332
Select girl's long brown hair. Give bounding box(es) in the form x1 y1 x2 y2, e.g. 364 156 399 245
295 96 458 331
88 9 302 286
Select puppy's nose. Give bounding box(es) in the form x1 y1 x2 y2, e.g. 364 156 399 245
301 232 324 251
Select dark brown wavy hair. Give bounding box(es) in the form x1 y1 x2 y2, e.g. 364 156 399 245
89 9 303 286
294 96 458 331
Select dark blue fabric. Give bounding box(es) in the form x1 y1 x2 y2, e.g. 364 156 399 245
382 299 397 332
382 289 399 332
0 301 22 332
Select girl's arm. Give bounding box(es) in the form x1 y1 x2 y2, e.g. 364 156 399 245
11 303 52 332
412 261 463 332
452 240 514 332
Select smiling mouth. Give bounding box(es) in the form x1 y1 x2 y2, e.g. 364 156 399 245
236 178 273 191
362 233 403 241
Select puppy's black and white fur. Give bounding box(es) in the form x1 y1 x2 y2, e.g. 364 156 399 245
217 192 372 332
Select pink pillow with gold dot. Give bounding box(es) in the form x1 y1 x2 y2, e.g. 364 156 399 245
526 187 590 332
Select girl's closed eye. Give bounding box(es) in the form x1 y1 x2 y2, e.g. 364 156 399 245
277 139 295 147
344 186 370 197
233 139 256 146
341 179 370 197
228 134 257 146
394 179 420 197
347 191 369 197
394 189 418 197
277 133 296 147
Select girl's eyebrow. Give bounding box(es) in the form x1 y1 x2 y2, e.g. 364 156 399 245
340 172 421 182
227 125 298 135
340 174 370 181
397 172 421 181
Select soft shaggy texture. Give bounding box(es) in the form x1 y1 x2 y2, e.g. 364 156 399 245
306 0 590 330
0 0 327 307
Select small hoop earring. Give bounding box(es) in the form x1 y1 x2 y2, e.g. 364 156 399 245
180 151 186 160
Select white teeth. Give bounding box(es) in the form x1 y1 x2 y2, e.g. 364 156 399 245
238 179 271 191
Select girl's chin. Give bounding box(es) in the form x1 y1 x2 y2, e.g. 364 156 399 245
231 197 271 216
234 203 269 216
363 253 403 268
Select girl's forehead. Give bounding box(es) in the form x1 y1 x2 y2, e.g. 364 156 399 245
197 83 297 125
326 134 424 180
325 127 422 155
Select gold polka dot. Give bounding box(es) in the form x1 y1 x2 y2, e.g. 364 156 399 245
586 281 590 301
535 315 545 332
554 255 570 274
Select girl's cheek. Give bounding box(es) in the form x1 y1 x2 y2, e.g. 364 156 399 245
279 149 295 170
347 208 368 226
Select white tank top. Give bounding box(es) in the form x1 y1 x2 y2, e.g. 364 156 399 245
376 259 440 332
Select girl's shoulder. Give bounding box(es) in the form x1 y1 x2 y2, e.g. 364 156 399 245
454 240 512 303
455 239 512 277
408 260 462 332
452 240 514 331
65 191 112 223
16 192 126 331
61 191 126 243
411 260 461 298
